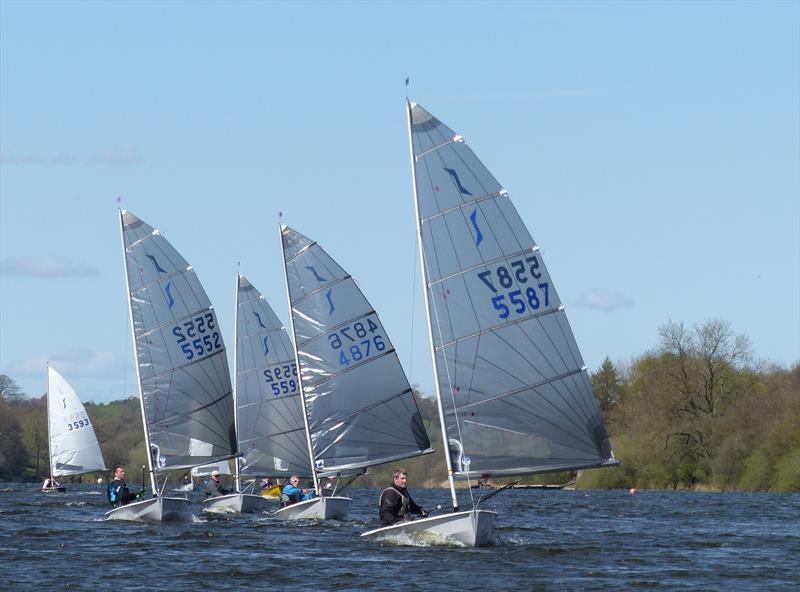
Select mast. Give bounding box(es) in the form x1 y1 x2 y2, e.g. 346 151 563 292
278 224 320 494
46 363 54 484
232 272 241 495
406 99 460 511
119 209 157 494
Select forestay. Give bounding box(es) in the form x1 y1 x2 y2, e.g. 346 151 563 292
280 225 431 476
120 210 237 474
47 367 106 476
408 103 615 479
235 275 312 478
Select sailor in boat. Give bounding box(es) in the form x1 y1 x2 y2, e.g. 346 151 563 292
379 468 428 526
42 477 60 490
107 465 143 508
203 470 230 498
180 473 191 486
280 475 315 507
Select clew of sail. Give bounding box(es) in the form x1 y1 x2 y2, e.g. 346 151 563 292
280 225 432 477
120 210 237 474
47 366 106 476
235 274 312 478
409 102 616 479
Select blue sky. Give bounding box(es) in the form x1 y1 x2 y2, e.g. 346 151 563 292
1 1 798 404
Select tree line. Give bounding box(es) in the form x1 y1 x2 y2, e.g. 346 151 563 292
1 319 797 491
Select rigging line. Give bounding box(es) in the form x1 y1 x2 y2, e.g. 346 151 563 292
408 229 418 380
418 122 481 502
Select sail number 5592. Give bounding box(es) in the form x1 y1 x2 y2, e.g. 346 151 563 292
477 256 550 319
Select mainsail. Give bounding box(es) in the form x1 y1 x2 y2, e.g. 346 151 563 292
234 274 312 478
119 210 237 483
47 366 106 477
279 225 432 480
408 102 616 481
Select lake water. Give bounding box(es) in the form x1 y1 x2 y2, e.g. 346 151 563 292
1 484 797 591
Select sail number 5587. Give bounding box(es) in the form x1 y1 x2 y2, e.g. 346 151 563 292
477 257 550 319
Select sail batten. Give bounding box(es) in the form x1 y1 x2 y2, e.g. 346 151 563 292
409 102 614 482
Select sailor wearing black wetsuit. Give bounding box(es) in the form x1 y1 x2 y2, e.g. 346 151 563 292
379 468 427 526
107 465 139 507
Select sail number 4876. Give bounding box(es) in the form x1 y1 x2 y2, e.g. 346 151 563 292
328 318 386 366
477 257 550 319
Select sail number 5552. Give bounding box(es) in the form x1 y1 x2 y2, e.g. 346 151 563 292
477 256 549 319
172 312 223 360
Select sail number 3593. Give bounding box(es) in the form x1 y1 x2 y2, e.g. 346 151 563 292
172 312 223 360
477 256 550 319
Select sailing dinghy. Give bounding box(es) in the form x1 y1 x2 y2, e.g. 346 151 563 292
41 366 106 493
106 210 238 522
274 225 433 520
202 275 308 513
361 101 618 546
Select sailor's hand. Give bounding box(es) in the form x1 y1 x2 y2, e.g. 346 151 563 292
421 509 429 518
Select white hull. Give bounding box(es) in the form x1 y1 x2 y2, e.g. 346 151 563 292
271 496 351 520
172 482 193 493
201 493 271 514
360 508 496 547
104 497 191 522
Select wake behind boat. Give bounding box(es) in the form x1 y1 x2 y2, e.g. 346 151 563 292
360 508 496 547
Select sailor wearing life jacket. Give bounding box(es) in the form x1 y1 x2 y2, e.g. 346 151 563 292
379 468 428 526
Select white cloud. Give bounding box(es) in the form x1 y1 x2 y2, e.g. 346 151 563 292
89 147 144 167
0 150 74 165
574 289 634 312
0 256 99 279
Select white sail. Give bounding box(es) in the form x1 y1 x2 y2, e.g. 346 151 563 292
279 225 432 479
47 366 106 477
408 101 616 482
235 274 312 478
119 210 237 483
